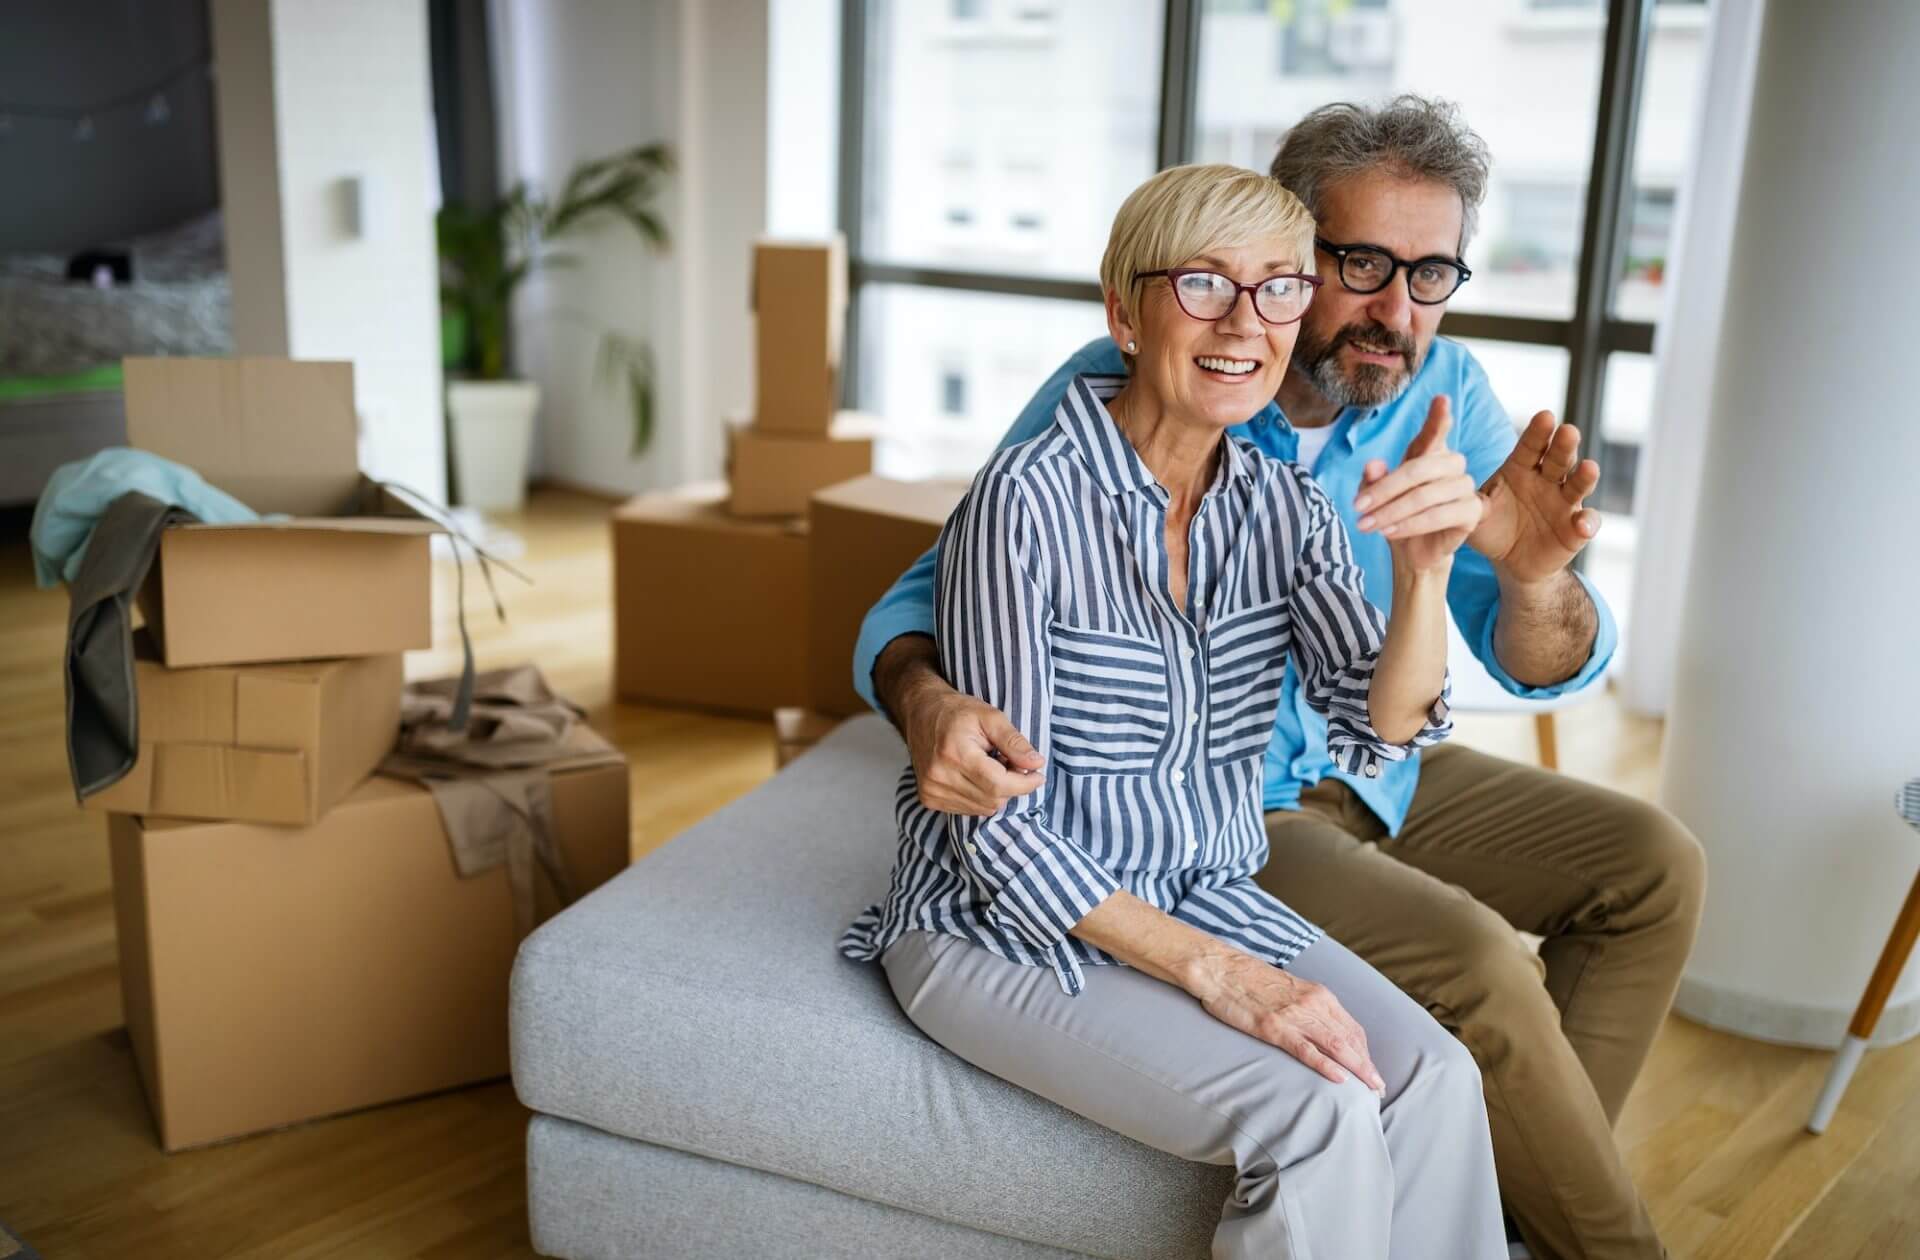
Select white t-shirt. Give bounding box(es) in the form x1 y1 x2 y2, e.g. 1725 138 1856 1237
1292 423 1336 473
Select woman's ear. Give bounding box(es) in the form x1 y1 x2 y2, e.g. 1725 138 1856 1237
1103 286 1141 359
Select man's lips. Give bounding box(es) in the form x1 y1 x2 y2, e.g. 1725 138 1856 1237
1343 342 1409 366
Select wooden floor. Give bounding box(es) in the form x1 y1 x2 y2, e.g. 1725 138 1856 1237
2 489 1915 1258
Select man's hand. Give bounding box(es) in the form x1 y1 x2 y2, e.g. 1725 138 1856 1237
1353 395 1482 573
1470 409 1602 584
877 635 1046 816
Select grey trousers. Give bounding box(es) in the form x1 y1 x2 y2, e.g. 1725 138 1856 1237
882 931 1505 1260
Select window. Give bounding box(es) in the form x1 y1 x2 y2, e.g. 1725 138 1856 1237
842 0 1711 626
857 0 1163 281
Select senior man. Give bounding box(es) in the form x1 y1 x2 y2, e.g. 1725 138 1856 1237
854 96 1703 1260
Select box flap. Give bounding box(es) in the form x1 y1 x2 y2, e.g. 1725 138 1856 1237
150 743 313 825
123 357 363 517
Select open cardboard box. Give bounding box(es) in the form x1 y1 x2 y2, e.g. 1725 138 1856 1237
124 357 437 668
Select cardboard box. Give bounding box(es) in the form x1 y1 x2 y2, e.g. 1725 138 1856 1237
613 482 809 714
109 724 630 1152
752 237 848 435
85 634 401 825
124 357 437 668
807 475 970 716
725 413 877 518
774 706 843 769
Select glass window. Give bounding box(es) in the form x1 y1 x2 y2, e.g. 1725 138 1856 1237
1194 0 1609 318
1615 0 1712 320
1447 337 1571 435
859 0 1164 281
856 284 1108 479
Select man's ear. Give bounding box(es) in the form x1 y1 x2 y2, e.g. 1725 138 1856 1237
1103 286 1140 356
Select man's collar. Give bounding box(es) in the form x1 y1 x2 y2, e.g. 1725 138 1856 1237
1056 373 1256 497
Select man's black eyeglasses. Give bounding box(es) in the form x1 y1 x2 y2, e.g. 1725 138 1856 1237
1315 238 1471 305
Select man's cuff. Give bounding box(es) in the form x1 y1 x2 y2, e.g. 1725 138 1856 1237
1479 569 1618 699
852 599 937 714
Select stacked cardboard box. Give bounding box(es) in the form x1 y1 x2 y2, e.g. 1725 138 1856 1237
726 236 873 518
93 357 632 1152
615 236 859 715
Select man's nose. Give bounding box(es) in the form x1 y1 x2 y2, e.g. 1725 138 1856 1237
1363 275 1415 333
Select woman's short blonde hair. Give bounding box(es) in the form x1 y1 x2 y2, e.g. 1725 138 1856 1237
1099 163 1316 330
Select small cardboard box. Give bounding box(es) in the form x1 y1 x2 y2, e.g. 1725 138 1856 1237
725 414 877 519
109 724 630 1152
752 236 848 435
613 483 809 715
807 475 970 716
124 357 437 668
85 634 402 825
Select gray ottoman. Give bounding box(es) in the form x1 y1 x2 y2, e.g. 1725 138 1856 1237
510 715 1229 1259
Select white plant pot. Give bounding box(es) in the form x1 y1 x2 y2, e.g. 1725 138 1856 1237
448 380 540 512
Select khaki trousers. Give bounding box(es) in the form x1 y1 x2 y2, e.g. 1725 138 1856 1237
1258 743 1706 1260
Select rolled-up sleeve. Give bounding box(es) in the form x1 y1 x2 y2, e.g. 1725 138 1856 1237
1284 471 1452 778
935 467 1121 957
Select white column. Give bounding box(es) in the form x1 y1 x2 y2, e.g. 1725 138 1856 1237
209 0 447 503
1663 0 1920 1047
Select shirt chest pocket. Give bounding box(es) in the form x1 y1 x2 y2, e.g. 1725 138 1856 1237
1047 621 1170 775
1205 599 1291 764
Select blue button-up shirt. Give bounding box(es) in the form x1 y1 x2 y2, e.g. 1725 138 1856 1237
840 375 1450 995
853 337 1617 836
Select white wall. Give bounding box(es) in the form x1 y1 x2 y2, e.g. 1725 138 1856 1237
1663 0 1920 1050
492 0 769 496
209 0 447 503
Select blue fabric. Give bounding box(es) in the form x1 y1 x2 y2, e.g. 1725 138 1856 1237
31 447 260 588
852 336 1617 836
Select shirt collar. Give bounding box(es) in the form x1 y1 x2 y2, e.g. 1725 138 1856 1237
1056 373 1257 498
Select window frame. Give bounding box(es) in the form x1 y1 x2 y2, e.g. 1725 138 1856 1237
837 0 1663 490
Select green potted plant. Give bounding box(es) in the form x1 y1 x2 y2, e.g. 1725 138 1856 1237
438 142 673 510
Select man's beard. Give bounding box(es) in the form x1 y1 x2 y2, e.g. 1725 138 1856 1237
1294 318 1423 409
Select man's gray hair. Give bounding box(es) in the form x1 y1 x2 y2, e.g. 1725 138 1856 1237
1270 95 1491 255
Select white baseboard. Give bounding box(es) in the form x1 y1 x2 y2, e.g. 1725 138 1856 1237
1675 978 1920 1050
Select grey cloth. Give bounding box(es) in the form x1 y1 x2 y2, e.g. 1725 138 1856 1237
883 930 1506 1260
527 1115 1087 1260
380 665 600 937
510 715 1231 1260
62 490 196 802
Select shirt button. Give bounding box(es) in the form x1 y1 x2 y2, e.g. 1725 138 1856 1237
1171 770 1187 785
1188 709 1199 723
1180 646 1195 661
1364 764 1380 779
966 842 979 854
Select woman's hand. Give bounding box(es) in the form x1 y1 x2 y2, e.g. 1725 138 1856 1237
1354 396 1483 574
1188 945 1387 1093
1073 893 1384 1091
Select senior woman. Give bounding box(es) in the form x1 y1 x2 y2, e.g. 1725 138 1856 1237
840 164 1502 1259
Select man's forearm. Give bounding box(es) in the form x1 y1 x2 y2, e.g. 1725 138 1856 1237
871 632 943 732
1492 569 1598 687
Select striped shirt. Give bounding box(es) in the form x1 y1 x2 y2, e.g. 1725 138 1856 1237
839 375 1452 996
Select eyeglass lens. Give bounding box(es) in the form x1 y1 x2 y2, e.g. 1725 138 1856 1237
1338 247 1463 303
1171 271 1313 324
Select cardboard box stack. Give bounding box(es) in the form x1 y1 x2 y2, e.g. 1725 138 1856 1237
616 235 864 714
94 357 632 1152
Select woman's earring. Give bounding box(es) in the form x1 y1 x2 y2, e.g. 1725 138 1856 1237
1126 340 1138 353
